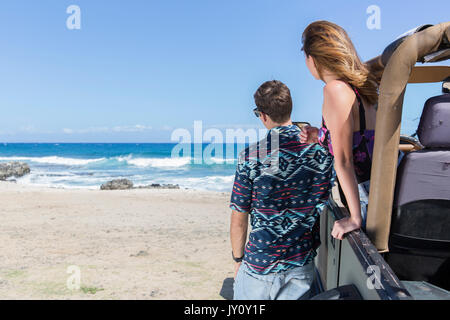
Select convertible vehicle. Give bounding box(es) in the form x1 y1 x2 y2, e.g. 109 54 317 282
298 22 450 300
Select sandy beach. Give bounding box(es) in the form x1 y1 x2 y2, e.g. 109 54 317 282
0 182 233 300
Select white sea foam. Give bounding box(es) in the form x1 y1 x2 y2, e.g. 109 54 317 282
2 153 235 191
169 175 235 191
14 171 235 192
15 169 108 190
0 155 235 168
0 156 105 166
126 157 192 168
208 157 236 164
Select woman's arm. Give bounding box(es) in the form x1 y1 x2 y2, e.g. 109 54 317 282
322 81 362 240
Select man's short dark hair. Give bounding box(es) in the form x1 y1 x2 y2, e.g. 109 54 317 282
254 80 293 123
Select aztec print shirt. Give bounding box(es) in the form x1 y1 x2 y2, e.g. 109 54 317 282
230 125 333 275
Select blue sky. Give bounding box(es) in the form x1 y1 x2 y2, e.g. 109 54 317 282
0 0 448 142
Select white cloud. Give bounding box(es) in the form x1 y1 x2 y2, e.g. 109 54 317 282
63 128 74 134
62 124 153 134
205 123 261 130
112 124 153 132
19 125 37 133
161 125 173 131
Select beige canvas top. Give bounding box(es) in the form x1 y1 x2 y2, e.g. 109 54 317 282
364 22 450 252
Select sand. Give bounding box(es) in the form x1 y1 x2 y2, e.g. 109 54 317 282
0 182 234 300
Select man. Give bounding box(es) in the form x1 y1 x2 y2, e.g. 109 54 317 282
230 80 333 300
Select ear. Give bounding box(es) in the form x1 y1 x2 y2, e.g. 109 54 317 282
306 55 321 80
261 113 268 123
307 55 317 69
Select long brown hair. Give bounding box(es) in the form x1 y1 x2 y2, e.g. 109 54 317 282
302 21 378 105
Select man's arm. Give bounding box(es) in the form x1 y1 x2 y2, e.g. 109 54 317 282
230 210 249 279
229 149 253 278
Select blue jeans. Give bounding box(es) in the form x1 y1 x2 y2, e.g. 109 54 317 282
358 180 370 231
233 262 315 300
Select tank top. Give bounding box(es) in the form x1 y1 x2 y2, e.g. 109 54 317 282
318 86 375 183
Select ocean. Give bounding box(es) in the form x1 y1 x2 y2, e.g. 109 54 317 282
0 143 245 192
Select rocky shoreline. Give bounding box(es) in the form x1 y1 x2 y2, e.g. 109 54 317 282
0 162 31 180
100 179 180 190
0 162 180 190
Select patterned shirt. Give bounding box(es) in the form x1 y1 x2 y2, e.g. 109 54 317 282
230 125 333 275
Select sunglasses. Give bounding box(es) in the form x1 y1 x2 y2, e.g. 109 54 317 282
253 107 263 118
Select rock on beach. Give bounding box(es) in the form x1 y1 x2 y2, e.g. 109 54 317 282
0 162 31 180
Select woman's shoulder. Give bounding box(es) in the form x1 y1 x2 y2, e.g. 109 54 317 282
323 79 355 97
323 80 356 110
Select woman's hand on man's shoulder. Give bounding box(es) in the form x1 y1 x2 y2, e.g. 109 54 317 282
300 125 319 144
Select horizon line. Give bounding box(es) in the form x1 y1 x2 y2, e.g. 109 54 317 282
0 141 251 144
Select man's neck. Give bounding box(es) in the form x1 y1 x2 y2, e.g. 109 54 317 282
267 119 293 130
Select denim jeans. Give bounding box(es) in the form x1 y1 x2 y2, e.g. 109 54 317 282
358 180 370 231
233 262 315 300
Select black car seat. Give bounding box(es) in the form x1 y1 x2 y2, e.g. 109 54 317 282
385 89 450 291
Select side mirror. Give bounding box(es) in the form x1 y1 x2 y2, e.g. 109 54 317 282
293 121 311 130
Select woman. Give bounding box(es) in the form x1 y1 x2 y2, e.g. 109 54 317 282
299 21 378 240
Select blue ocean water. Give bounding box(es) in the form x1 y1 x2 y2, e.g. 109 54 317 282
0 143 245 192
